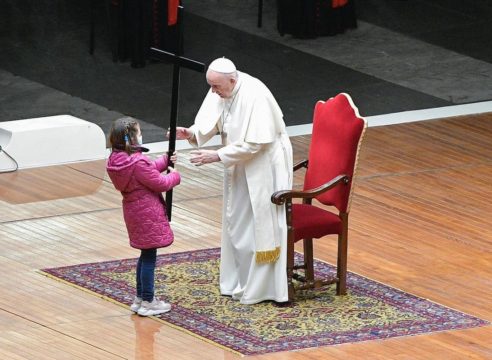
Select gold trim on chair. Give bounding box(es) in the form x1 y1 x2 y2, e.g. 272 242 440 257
341 93 368 214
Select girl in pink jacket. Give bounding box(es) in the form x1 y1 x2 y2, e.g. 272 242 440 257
106 117 181 316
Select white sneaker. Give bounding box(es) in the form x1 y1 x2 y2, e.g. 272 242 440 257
130 296 142 313
137 298 171 316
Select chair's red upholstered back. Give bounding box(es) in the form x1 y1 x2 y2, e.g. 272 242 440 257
304 93 366 213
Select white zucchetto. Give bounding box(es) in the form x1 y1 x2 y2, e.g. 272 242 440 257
208 57 236 74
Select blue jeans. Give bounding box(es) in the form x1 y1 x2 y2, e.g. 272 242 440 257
136 249 157 302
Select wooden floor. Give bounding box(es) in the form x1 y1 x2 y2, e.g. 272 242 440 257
1 113 491 359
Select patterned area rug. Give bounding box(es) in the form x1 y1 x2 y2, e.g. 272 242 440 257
41 248 488 355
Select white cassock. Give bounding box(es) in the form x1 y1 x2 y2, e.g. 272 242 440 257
189 71 293 304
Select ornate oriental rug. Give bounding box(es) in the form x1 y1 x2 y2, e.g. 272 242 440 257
41 248 488 356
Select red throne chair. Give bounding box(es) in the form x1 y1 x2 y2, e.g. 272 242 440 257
272 93 367 301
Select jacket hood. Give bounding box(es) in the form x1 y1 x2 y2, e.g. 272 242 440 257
107 151 147 191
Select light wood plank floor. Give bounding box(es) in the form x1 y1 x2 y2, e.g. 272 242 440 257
1 113 491 359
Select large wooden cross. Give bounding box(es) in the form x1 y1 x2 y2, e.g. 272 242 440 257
149 5 205 220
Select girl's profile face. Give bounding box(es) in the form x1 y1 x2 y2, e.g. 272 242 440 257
135 124 144 146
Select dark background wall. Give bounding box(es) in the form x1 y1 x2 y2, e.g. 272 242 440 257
1 0 491 142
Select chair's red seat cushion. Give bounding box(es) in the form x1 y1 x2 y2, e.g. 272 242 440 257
292 204 342 242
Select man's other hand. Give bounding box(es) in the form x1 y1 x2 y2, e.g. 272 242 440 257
189 150 220 166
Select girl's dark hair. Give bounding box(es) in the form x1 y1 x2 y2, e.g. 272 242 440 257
109 117 140 154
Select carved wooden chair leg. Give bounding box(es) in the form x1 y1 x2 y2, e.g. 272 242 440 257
287 238 295 301
336 214 348 295
303 238 314 284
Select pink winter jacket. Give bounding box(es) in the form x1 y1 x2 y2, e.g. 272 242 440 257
106 150 181 249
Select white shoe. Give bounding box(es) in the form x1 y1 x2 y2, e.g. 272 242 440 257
130 296 142 313
137 298 171 316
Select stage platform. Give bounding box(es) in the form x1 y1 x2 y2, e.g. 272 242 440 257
0 113 491 359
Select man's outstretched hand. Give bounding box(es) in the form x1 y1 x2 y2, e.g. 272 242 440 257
190 150 220 166
167 127 193 140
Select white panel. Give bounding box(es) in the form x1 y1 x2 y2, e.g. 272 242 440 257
0 115 106 171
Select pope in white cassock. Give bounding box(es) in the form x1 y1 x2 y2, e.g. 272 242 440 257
175 58 293 304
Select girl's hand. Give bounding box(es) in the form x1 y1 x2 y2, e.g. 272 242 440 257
169 151 178 164
167 166 178 173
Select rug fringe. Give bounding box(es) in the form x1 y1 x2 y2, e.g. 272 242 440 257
37 269 244 357
37 270 131 311
150 317 244 356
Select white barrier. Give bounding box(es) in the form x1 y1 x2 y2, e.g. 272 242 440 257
0 115 107 171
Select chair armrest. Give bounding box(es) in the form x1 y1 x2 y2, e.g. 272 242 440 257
271 174 349 205
293 159 309 172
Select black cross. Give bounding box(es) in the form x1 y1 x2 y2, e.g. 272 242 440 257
149 5 205 220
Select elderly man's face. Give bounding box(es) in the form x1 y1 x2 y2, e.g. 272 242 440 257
206 71 236 98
